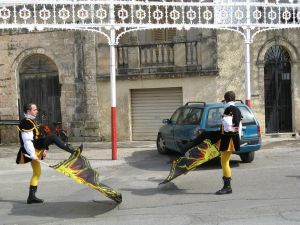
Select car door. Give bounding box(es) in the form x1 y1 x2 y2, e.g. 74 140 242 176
159 108 182 151
173 107 203 153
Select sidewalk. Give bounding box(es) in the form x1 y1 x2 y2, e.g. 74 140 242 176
0 135 298 168
0 135 298 155
261 133 300 144
0 141 158 172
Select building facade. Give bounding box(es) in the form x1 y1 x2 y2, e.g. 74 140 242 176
0 30 101 142
0 28 299 143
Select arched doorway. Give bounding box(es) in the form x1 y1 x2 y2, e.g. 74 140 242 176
264 45 292 133
19 54 61 126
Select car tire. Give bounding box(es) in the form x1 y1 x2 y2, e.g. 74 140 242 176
240 151 255 163
156 134 168 154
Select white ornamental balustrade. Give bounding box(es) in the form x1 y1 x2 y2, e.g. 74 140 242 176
1 0 300 159
0 0 299 43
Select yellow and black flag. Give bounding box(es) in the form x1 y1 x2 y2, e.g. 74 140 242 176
160 139 220 184
50 149 122 204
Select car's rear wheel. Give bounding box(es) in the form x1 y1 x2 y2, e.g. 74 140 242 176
157 134 168 154
240 151 255 163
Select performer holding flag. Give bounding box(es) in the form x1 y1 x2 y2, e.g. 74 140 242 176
216 91 242 195
16 103 82 204
161 91 242 195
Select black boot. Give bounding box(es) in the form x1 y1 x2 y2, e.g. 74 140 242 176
78 144 83 154
27 185 44 204
64 143 75 153
43 135 82 154
64 143 83 154
215 176 232 195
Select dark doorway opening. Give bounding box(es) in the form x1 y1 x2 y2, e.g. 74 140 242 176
19 54 61 127
264 45 292 133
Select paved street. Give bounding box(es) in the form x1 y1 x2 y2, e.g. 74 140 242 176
0 138 300 225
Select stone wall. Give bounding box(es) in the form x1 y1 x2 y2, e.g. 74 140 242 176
216 29 300 134
0 30 101 143
253 29 300 134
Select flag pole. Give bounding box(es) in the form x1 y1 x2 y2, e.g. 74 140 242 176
24 154 50 167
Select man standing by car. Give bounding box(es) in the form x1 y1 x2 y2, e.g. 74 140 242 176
216 91 242 195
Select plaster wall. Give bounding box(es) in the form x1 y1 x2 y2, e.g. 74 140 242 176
97 75 218 140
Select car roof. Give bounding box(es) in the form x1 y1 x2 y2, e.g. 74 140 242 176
181 101 246 109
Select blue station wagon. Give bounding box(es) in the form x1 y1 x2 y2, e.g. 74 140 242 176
156 101 261 163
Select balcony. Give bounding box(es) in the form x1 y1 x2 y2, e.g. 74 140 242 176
116 40 217 78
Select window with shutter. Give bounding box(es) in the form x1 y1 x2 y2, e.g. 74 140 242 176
152 28 176 42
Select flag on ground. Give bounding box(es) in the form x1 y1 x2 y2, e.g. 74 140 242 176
160 139 220 185
50 148 122 204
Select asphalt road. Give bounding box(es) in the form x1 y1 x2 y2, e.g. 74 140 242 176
0 139 300 225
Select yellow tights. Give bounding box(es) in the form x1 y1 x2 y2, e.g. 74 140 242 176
30 160 41 186
220 151 232 178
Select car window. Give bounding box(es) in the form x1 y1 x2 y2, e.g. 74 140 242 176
176 108 192 125
170 108 182 124
206 106 256 127
186 108 202 125
206 107 224 128
171 107 203 125
238 106 256 125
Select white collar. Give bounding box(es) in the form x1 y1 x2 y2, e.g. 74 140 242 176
224 101 235 109
24 113 36 120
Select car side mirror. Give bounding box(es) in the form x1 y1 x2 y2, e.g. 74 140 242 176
162 119 171 124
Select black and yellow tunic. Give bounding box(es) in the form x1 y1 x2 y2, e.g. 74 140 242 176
219 105 242 152
16 118 44 164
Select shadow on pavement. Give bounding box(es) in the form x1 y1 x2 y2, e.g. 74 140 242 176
124 149 241 172
121 182 214 196
286 175 300 180
124 149 179 172
0 199 117 218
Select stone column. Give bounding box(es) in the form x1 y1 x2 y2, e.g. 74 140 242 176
70 31 101 141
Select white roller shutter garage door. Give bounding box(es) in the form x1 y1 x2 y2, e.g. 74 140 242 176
131 87 183 140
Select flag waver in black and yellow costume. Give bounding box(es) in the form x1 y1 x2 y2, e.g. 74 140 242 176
17 111 46 204
216 91 242 195
17 103 82 204
161 91 242 196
